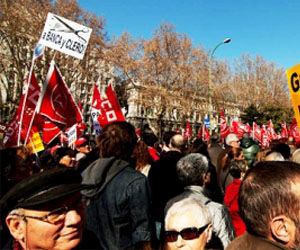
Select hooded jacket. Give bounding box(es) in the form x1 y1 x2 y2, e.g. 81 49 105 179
81 157 153 250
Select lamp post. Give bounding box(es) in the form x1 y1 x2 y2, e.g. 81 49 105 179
208 38 231 135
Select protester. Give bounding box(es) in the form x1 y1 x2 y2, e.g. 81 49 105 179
225 133 240 149
148 134 185 226
227 161 300 249
161 131 176 155
53 147 76 168
224 159 248 236
81 121 153 249
166 153 235 249
240 137 259 167
132 139 153 176
264 151 285 161
291 148 300 164
0 168 99 249
207 132 223 169
163 198 212 250
142 132 160 162
75 137 91 161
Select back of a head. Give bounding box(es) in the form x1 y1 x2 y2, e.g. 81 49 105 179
264 151 284 161
239 161 300 237
170 134 185 151
225 133 239 146
228 159 248 179
208 132 219 145
176 153 209 186
142 132 158 147
292 148 300 164
272 143 291 160
97 121 137 161
163 131 176 146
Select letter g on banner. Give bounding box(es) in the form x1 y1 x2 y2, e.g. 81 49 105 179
286 64 300 130
291 72 300 92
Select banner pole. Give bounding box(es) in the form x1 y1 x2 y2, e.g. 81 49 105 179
18 59 35 146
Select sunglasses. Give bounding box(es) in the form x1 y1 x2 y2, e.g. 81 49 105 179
164 224 209 242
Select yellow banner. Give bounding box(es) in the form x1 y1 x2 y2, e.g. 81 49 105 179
27 132 44 154
286 64 300 130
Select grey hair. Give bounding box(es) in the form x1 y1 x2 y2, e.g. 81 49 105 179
164 197 211 229
176 153 209 186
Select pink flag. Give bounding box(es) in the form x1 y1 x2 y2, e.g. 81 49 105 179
38 62 83 128
220 109 230 140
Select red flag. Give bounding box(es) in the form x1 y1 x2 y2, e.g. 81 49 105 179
261 124 270 148
184 121 192 141
220 109 230 140
97 84 125 129
267 120 278 141
42 118 62 145
91 84 102 136
253 122 262 143
4 72 41 146
290 118 300 142
38 62 83 128
203 124 210 141
281 121 289 139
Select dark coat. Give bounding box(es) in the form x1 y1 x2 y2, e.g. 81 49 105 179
81 157 153 250
148 150 184 222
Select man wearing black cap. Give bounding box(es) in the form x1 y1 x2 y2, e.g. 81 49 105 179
0 168 99 249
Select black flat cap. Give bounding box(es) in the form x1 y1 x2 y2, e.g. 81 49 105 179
0 168 88 220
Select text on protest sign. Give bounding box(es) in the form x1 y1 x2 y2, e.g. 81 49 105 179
39 13 92 59
287 64 300 130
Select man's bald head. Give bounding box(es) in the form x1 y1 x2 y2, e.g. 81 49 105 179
169 134 185 152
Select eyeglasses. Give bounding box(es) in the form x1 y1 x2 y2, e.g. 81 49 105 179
164 224 209 242
11 200 84 225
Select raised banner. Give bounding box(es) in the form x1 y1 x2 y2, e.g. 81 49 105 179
287 64 300 130
39 12 92 59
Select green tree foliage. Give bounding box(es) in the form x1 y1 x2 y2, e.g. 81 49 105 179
241 104 293 132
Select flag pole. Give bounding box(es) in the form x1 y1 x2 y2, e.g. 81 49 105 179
17 58 35 146
25 60 55 145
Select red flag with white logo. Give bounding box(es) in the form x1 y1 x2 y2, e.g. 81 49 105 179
37 61 83 128
184 121 192 141
220 109 230 140
261 124 270 148
267 120 278 141
281 121 289 139
253 122 262 143
290 118 300 142
97 84 125 129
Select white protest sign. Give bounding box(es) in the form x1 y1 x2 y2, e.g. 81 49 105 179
67 124 77 146
39 12 92 59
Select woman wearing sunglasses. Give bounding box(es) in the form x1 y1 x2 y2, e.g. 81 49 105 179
164 198 212 250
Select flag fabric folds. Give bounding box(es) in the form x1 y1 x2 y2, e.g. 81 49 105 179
220 109 230 140
37 61 83 128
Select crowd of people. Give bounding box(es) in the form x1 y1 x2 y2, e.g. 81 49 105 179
1 121 300 249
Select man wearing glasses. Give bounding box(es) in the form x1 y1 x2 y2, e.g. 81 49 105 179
164 198 212 250
0 168 99 249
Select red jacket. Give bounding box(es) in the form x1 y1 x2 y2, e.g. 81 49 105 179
224 179 246 236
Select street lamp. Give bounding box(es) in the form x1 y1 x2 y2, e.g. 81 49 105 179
208 38 231 135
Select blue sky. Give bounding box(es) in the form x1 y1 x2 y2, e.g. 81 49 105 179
78 0 300 70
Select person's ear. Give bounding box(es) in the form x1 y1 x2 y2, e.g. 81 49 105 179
270 215 294 244
6 215 26 244
205 224 213 243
